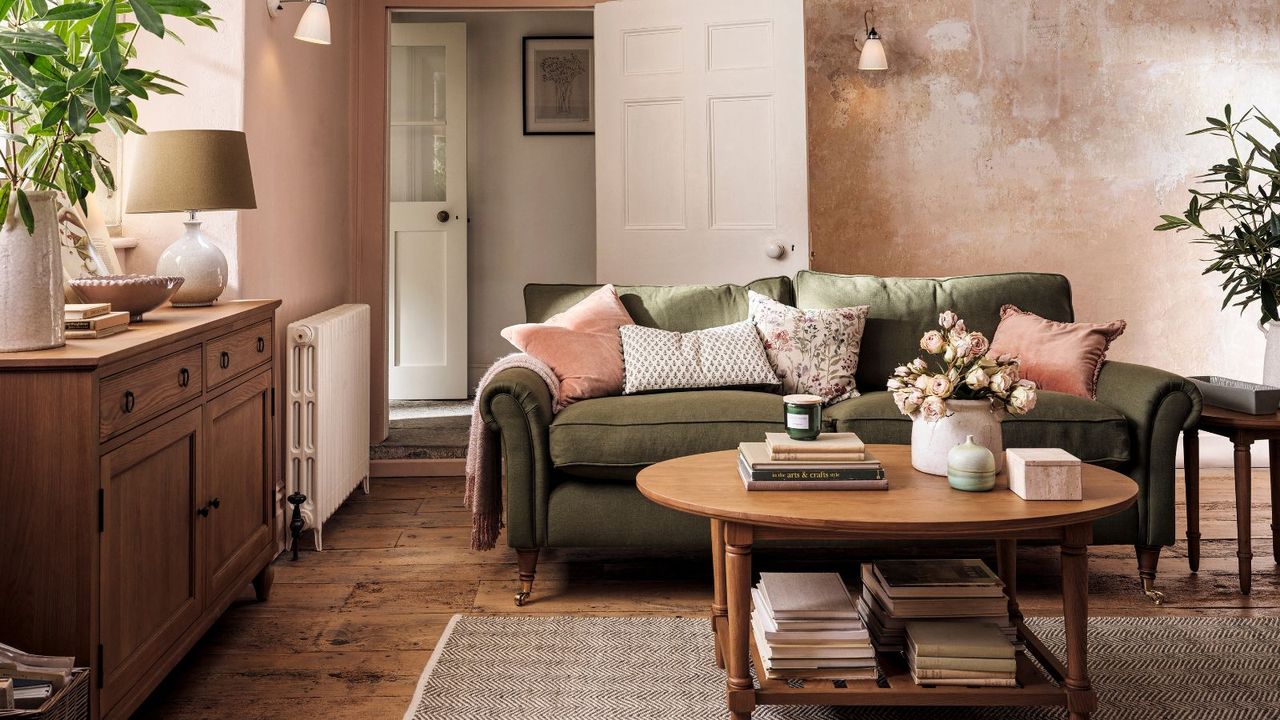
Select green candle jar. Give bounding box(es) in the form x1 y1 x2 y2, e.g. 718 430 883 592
783 394 823 441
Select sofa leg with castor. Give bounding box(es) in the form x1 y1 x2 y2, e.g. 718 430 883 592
1136 545 1165 605
515 549 540 607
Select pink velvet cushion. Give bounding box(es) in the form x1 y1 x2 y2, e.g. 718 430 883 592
988 305 1126 400
501 285 635 407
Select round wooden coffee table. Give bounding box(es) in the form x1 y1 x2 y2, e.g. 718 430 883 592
637 445 1138 720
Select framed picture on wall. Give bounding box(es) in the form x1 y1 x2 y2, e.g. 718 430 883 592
523 36 595 135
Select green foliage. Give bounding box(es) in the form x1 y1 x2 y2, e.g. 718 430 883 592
0 0 217 232
1157 104 1280 323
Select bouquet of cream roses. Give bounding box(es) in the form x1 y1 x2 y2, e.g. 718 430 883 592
887 311 1038 422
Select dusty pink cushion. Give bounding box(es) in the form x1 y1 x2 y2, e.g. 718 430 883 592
988 305 1126 400
501 285 634 406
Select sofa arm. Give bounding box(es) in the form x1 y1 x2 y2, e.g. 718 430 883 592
1094 361 1203 547
478 368 555 549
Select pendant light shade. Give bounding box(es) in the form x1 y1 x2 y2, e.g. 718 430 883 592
858 29 887 71
294 0 331 45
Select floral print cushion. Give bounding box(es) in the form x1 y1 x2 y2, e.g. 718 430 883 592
748 291 870 405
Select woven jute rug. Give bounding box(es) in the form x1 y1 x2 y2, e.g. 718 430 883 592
404 615 1280 720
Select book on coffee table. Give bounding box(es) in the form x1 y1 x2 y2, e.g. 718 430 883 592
764 432 866 461
751 573 879 681
872 559 1006 598
905 621 1018 688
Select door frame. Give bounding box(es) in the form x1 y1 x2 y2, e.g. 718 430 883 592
355 0 605 443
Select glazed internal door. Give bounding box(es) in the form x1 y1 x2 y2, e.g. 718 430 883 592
98 409 202 715
388 21 469 400
203 371 273 603
594 0 811 285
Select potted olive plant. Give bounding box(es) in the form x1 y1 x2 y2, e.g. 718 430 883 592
0 0 216 351
1157 105 1280 384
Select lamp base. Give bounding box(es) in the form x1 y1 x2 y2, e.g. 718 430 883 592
156 219 228 308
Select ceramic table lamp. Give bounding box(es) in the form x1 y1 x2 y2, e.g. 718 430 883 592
126 130 257 307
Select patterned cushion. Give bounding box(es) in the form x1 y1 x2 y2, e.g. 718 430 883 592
621 321 778 395
749 290 870 406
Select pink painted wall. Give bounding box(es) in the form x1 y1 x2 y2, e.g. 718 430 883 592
239 2 357 329
804 0 1279 382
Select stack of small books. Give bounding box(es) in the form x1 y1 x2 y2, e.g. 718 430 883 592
65 303 129 339
858 559 1020 652
750 572 878 681
0 641 75 710
737 432 885 491
905 621 1018 687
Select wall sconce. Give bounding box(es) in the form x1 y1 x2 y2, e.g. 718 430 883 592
855 10 888 71
267 0 331 46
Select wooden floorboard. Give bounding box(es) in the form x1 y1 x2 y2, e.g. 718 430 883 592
135 468 1277 717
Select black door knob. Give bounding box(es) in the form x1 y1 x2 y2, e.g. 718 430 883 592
437 210 451 223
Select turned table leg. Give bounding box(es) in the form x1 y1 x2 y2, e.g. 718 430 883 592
1235 440 1253 595
1062 524 1097 720
1184 430 1201 572
995 539 1023 625
724 522 755 720
1270 440 1280 562
711 518 727 669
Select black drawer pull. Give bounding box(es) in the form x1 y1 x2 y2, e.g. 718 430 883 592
122 391 136 414
209 497 221 510
256 337 266 353
178 368 190 388
219 351 230 370
197 505 211 518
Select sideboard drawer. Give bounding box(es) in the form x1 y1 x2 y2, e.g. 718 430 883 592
100 346 204 440
205 320 272 389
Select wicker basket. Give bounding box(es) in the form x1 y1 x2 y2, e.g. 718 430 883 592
0 670 90 720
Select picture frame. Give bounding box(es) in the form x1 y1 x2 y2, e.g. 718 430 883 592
523 36 595 136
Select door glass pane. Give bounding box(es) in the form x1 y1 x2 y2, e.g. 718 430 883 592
389 43 447 202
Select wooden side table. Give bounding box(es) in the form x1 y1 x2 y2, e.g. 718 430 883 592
1183 405 1280 594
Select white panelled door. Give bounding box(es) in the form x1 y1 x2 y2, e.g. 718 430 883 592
594 0 810 285
388 22 468 400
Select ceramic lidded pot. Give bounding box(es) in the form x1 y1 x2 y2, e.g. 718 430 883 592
947 435 997 492
783 394 823 441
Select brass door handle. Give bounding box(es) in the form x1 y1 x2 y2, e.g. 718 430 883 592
437 210 451 223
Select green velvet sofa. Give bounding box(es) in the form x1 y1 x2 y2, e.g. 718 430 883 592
479 272 1202 605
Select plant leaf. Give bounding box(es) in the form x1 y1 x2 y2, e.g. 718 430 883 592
0 48 36 88
90 3 117 53
92 72 110 115
41 2 102 21
128 0 165 37
15 188 33 234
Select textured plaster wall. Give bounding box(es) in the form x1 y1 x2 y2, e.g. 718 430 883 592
805 0 1279 380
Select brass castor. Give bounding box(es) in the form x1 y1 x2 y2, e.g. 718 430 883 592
1142 578 1166 606
1136 545 1165 605
514 591 531 607
514 548 539 607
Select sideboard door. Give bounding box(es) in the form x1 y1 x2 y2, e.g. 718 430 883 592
203 371 274 602
98 409 204 715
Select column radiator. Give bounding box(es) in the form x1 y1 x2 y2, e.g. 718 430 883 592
285 304 371 553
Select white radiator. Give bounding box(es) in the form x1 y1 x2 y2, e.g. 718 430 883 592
286 304 371 552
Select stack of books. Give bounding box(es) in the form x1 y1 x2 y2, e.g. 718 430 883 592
738 432 885 491
857 559 1020 652
905 621 1018 687
65 303 129 339
0 642 74 710
750 572 878 681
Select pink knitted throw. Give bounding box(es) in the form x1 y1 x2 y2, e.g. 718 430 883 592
465 354 561 551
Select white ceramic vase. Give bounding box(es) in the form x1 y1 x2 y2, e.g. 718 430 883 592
911 399 1004 476
1263 321 1280 388
0 191 65 352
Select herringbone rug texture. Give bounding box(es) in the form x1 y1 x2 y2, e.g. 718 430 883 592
405 615 1280 720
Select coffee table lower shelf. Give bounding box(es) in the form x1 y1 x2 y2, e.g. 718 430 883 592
714 615 1069 709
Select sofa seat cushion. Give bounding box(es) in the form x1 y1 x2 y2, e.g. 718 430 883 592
550 390 783 481
824 391 1131 467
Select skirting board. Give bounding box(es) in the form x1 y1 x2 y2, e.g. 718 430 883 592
372 458 465 478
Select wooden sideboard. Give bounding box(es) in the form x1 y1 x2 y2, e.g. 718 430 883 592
0 300 282 719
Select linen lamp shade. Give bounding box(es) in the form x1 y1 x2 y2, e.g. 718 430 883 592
127 130 257 214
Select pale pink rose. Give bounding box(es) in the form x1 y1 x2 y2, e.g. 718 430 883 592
965 366 990 390
887 377 907 391
967 332 990 358
1008 384 1037 414
926 374 953 398
952 319 967 336
990 371 1012 395
894 365 911 377
920 395 947 423
939 310 959 330
893 390 909 414
951 335 970 359
914 374 932 391
904 389 924 414
920 330 946 354
910 358 928 372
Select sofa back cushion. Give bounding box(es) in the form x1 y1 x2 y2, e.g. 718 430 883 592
795 272 1074 392
525 277 795 331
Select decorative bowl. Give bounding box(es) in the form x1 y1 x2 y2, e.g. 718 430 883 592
69 275 185 322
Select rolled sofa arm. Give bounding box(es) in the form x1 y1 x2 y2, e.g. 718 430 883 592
479 368 556 549
1094 361 1203 547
